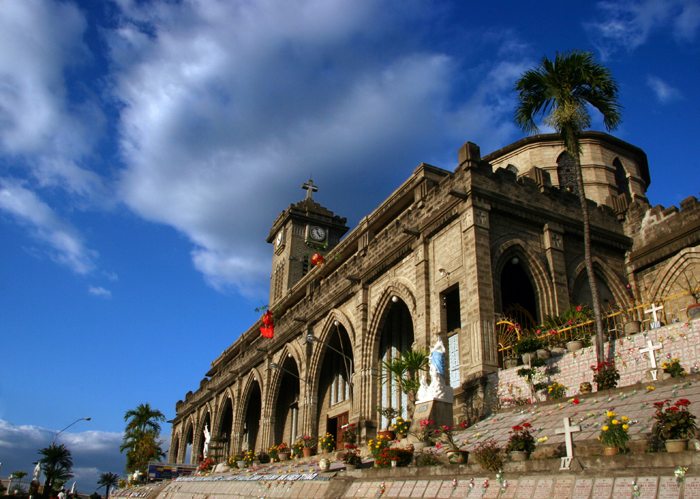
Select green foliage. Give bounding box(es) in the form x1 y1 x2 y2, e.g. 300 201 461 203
591 361 620 390
120 403 166 473
662 358 686 378
472 439 504 473
98 472 120 499
39 443 73 498
513 335 543 355
599 411 631 450
381 349 429 417
506 423 536 454
652 399 697 441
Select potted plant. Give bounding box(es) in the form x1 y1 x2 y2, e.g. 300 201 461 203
433 421 469 464
472 439 503 473
318 432 336 454
380 349 429 420
411 418 436 450
506 422 536 461
197 457 215 474
367 434 392 465
267 445 279 462
377 407 399 440
276 442 290 461
591 361 620 391
341 423 357 448
391 416 410 439
297 435 316 458
598 410 631 455
343 448 362 470
546 381 567 400
514 334 543 364
661 357 686 378
291 440 303 459
242 450 255 467
579 381 593 394
652 398 697 452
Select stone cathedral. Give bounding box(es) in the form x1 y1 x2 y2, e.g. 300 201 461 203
168 132 699 464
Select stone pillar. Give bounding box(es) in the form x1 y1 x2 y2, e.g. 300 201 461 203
414 239 431 348
461 197 498 375
543 223 570 314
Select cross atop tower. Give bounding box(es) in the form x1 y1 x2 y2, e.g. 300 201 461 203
301 178 318 200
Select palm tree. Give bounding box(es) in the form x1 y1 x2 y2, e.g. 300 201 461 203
381 349 429 420
97 472 120 499
38 443 73 499
121 403 166 473
515 50 621 362
123 403 165 435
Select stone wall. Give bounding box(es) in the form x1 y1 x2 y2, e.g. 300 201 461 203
490 319 700 406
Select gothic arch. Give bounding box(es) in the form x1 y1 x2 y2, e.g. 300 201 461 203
193 403 213 462
181 416 196 464
265 345 304 410
613 157 630 196
306 311 356 389
236 369 264 452
170 431 181 463
493 239 555 322
571 257 629 311
648 246 700 301
364 281 417 366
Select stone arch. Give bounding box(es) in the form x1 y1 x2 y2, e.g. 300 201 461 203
181 416 196 464
214 393 235 459
493 239 554 324
193 403 213 462
307 311 356 388
648 246 700 303
236 370 264 452
557 151 579 195
571 257 628 312
506 163 519 175
170 431 181 463
268 351 303 445
365 281 417 366
613 157 630 196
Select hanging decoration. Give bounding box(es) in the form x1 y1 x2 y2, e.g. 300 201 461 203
260 310 274 338
310 252 325 266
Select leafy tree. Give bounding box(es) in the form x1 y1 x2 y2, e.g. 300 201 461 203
38 443 73 499
515 50 621 362
120 403 166 473
97 472 120 499
381 349 428 419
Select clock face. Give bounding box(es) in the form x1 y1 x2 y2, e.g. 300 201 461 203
309 226 326 241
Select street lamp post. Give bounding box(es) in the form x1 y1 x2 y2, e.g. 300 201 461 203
52 417 92 445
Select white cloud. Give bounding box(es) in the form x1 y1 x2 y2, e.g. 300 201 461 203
646 75 683 103
586 0 700 58
109 0 523 295
88 286 112 298
0 180 97 274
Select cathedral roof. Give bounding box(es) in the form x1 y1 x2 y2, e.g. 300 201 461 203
266 192 347 243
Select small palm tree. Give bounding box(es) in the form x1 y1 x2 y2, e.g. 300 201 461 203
123 403 165 435
39 444 73 499
515 50 621 362
381 349 429 419
122 403 166 473
98 472 120 499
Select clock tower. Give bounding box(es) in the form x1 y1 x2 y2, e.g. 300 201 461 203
266 179 349 306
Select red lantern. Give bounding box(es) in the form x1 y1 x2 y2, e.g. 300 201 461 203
311 253 324 266
260 310 274 338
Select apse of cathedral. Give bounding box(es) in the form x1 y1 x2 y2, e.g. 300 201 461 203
169 132 699 464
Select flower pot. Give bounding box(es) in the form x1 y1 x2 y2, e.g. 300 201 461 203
623 321 641 335
237 460 246 469
509 450 528 462
391 460 397 468
446 450 468 464
602 446 619 456
318 458 331 471
278 452 290 461
688 303 700 320
579 382 593 394
665 439 688 453
566 340 583 352
536 348 551 360
521 352 535 364
378 430 396 441
302 447 315 458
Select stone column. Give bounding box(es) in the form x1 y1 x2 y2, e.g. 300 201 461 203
543 223 570 314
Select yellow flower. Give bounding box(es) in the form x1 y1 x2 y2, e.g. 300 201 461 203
612 419 619 425
606 410 616 418
646 385 656 392
602 425 609 431
622 424 629 431
621 416 629 422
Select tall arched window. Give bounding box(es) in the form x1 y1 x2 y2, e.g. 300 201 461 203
557 152 579 196
613 158 630 196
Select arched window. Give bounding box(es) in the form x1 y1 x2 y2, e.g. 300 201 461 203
506 164 519 175
557 152 579 196
613 158 630 196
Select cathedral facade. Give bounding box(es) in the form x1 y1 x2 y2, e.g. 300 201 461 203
168 132 699 464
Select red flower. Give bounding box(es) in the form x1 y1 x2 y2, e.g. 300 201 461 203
576 305 583 312
572 398 580 405
676 399 691 407
459 420 468 429
435 442 442 449
522 422 532 428
653 401 665 409
668 406 679 412
512 425 523 432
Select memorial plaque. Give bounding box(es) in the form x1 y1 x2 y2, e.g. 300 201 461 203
613 477 636 498
354 481 369 497
516 477 536 498
573 477 592 498
436 480 453 499
658 477 681 499
453 480 471 497
411 480 429 497
684 477 700 499
424 481 442 497
501 478 517 499
591 477 614 499
399 480 416 497
552 477 574 499
536 477 554 496
387 480 404 497
636 477 659 499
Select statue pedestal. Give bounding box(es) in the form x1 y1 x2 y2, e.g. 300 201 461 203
410 399 453 431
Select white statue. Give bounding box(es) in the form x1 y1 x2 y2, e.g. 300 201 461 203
203 424 211 459
32 461 41 482
425 337 453 403
416 371 430 403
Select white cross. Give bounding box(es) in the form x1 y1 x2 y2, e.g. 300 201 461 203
301 178 318 200
555 417 581 470
645 303 664 329
639 338 662 380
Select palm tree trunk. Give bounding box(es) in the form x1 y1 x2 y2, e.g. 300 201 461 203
573 153 605 362
106 485 110 499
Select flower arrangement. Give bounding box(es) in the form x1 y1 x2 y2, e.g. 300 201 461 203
227 454 242 467
318 432 336 453
413 418 436 443
343 448 362 466
662 358 686 378
291 440 303 458
392 416 410 436
257 451 271 463
242 450 255 466
598 410 631 451
472 439 503 473
367 434 392 458
341 423 357 446
546 381 567 400
267 445 279 461
433 421 468 451
376 447 413 467
506 422 536 455
197 457 215 473
513 334 544 356
652 398 697 441
591 361 620 390
298 434 316 448
276 442 289 454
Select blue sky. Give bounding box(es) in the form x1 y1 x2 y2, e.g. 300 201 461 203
1 0 698 489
